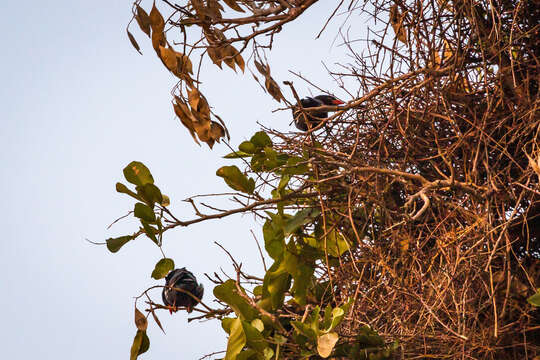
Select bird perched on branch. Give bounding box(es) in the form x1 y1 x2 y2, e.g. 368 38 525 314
292 94 344 131
162 268 204 313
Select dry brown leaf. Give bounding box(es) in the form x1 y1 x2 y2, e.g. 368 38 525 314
207 47 223 68
176 53 193 75
390 4 408 45
159 45 178 73
134 307 148 331
173 97 200 144
254 60 269 76
127 30 142 54
190 0 208 19
265 75 283 102
148 303 165 334
151 29 166 51
188 88 210 119
210 121 225 142
193 120 212 142
223 0 244 12
235 53 245 73
222 45 239 71
149 3 165 33
135 5 151 37
442 40 453 62
526 152 540 178
188 87 201 111
206 0 223 20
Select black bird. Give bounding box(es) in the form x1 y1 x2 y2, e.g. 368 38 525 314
293 94 345 131
162 268 204 313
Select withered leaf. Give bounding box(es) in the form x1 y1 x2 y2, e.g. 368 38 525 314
206 0 223 20
173 97 200 145
127 30 142 54
134 307 148 331
235 53 245 73
159 45 178 73
149 3 165 33
193 120 212 142
135 5 151 37
390 4 408 45
188 88 211 118
210 121 225 142
148 303 165 334
176 53 193 74
207 46 223 68
265 75 284 102
151 29 166 51
223 0 244 12
188 87 201 111
222 45 239 71
254 60 269 76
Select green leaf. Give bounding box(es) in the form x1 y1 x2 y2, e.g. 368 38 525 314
236 349 257 360
151 258 174 279
325 230 350 257
282 156 309 175
224 318 246 360
221 317 236 334
223 150 253 159
116 182 140 200
238 141 257 154
106 235 133 253
356 326 385 347
326 307 345 332
284 208 321 235
262 258 291 310
216 165 255 194
123 161 154 187
284 251 314 306
138 331 150 355
130 330 149 360
253 285 263 296
263 218 285 260
250 131 272 149
134 202 156 222
527 289 540 307
242 320 267 352
317 332 339 358
161 194 170 206
291 320 318 341
141 220 159 245
250 152 267 172
250 318 264 332
214 280 258 321
136 183 163 205
263 347 274 360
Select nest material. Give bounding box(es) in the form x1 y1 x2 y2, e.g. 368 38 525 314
270 0 540 357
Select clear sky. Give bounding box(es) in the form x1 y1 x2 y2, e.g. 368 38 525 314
1 1 365 358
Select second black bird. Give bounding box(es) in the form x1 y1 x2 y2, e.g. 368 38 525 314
292 94 344 131
162 267 204 313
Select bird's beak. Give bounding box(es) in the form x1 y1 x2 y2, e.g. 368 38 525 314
332 99 345 105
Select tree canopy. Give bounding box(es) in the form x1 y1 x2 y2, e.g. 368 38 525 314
104 0 539 358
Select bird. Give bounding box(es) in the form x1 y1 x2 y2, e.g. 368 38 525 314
162 268 204 313
292 94 345 131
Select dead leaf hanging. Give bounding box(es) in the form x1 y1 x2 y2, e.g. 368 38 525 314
135 5 151 37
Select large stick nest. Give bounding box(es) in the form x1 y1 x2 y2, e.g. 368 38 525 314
268 0 540 358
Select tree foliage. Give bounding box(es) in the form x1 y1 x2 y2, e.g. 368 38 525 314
104 0 540 358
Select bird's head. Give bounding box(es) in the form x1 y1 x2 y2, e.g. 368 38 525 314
314 94 345 106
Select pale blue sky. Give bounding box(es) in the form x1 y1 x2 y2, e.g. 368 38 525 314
1 1 366 358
